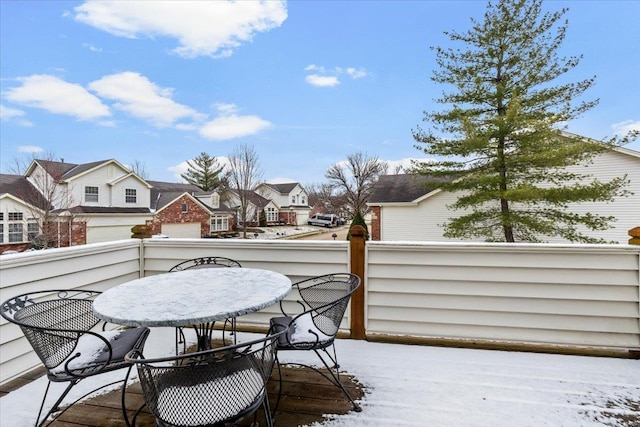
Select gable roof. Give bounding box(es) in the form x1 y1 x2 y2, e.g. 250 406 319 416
27 159 152 186
231 188 271 209
148 180 234 212
261 182 300 194
368 174 453 204
0 174 51 210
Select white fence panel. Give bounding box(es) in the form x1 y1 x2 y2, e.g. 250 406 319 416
0 240 142 383
140 238 351 327
366 242 640 349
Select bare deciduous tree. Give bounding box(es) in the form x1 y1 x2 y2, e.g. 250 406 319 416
227 144 263 238
21 156 81 248
325 152 387 217
129 160 149 180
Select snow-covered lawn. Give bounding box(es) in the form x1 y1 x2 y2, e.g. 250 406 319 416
2 328 638 426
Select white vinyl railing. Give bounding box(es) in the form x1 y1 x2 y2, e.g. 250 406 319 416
1 238 638 384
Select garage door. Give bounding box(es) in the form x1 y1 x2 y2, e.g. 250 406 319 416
162 222 201 238
87 226 134 244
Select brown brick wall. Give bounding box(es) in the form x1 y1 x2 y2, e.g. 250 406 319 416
0 242 31 254
146 196 223 237
370 206 381 241
0 220 86 253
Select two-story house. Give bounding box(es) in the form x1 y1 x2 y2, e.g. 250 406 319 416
0 159 154 252
256 182 311 226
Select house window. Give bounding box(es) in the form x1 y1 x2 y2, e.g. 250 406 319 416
9 223 24 243
8 212 22 221
182 203 188 213
125 188 137 203
301 196 306 205
211 216 228 232
266 207 278 222
291 196 296 204
85 186 99 203
27 218 39 241
0 213 3 243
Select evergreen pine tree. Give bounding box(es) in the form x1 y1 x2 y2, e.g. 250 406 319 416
181 152 227 192
413 0 635 243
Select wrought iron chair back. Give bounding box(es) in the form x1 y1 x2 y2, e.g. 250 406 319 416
126 327 286 427
269 273 362 412
1 289 150 427
169 256 242 271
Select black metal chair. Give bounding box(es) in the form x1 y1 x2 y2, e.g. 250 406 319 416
169 256 243 352
0 289 150 427
269 273 362 412
125 326 287 427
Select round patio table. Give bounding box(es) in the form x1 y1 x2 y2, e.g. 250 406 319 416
93 268 292 351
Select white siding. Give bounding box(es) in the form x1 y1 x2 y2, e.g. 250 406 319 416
161 223 201 238
380 149 640 244
69 164 150 209
366 242 640 349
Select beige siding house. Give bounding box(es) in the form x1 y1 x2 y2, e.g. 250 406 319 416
368 146 640 244
256 182 311 225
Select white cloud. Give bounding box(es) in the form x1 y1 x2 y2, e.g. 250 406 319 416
199 114 272 140
88 72 204 127
73 0 287 58
305 74 340 87
346 67 367 79
18 145 44 154
612 120 640 137
4 75 111 120
0 104 33 126
82 42 102 52
383 158 433 174
167 161 189 181
303 64 368 87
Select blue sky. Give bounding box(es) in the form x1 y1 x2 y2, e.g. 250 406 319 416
1 1 639 186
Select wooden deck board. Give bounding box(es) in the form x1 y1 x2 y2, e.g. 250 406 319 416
6 365 364 427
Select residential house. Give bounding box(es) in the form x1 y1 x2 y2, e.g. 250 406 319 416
0 174 50 253
368 144 640 244
1 159 154 252
256 182 311 225
226 189 277 227
147 181 236 238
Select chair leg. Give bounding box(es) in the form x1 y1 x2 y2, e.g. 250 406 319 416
313 347 362 412
121 365 135 427
175 327 187 355
263 392 274 427
272 355 284 416
37 379 77 426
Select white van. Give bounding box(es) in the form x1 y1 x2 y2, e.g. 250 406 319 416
307 213 337 228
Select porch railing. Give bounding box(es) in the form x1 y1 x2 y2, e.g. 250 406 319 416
1 233 639 384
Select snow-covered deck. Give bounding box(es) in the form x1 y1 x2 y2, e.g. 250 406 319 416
1 329 638 426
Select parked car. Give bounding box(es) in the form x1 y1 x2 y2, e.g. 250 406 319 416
336 217 347 226
307 214 338 228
